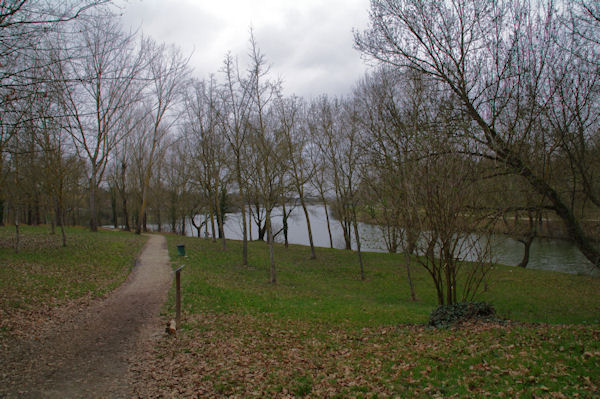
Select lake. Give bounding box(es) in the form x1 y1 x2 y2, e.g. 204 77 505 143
186 204 598 277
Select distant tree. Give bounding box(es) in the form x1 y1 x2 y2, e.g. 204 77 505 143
354 67 426 299
309 95 366 280
53 16 148 232
246 32 284 283
135 39 189 235
184 77 229 248
308 96 353 250
0 1 108 227
276 95 317 259
220 52 252 264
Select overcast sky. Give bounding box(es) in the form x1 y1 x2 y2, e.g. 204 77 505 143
119 0 371 99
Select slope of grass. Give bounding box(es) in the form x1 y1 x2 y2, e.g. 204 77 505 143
131 235 600 397
0 225 147 313
164 235 599 327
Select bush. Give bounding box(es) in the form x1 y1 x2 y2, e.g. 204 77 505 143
428 302 496 328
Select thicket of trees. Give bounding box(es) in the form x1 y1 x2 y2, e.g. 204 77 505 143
1 0 598 303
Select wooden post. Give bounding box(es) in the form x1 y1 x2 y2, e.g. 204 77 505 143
175 265 184 329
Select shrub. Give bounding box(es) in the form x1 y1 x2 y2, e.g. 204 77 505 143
428 302 496 328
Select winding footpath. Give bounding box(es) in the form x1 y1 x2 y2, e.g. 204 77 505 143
1 234 172 398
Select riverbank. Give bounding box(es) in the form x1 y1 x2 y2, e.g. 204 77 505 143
131 235 599 397
358 207 600 243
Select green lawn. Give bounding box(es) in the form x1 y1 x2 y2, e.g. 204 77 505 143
0 225 147 318
164 235 598 327
1 227 597 397
131 235 600 397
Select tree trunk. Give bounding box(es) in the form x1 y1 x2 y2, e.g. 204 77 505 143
342 219 352 250
282 200 289 248
137 128 160 235
236 166 248 265
50 200 56 234
204 213 210 239
465 102 600 268
248 205 253 240
89 172 98 232
351 207 365 281
445 261 453 306
214 189 226 250
0 198 4 226
111 190 118 229
120 162 130 231
15 218 20 254
57 199 67 247
404 251 417 301
322 200 333 249
241 202 248 264
135 183 147 235
266 209 276 284
209 195 216 242
170 194 177 234
191 214 202 238
156 207 162 232
122 195 130 231
518 235 535 268
405 235 418 301
300 197 316 259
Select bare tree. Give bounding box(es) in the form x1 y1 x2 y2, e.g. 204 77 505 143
246 32 284 283
309 96 352 250
184 77 229 248
355 67 425 299
356 0 600 268
54 16 148 231
276 95 318 259
413 149 493 305
310 151 334 249
0 1 109 222
135 38 189 235
310 95 366 279
220 52 252 264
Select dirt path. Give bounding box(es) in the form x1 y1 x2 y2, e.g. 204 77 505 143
1 234 172 398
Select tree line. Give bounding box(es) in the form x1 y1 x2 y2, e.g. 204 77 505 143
1 0 598 304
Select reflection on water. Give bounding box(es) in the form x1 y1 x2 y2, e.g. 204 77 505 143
184 204 598 277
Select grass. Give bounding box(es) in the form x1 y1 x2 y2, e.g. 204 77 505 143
0 225 147 314
164 235 599 327
1 227 597 396
132 235 600 397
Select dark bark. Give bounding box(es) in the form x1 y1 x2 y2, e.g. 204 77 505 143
266 209 276 284
518 235 535 268
15 220 20 254
241 204 248 265
464 100 600 268
111 189 118 229
156 207 162 232
120 162 130 231
404 252 417 301
122 195 130 231
322 200 333 248
0 198 4 226
56 200 67 247
89 174 98 232
191 214 205 238
282 200 289 248
300 197 317 259
351 206 365 281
